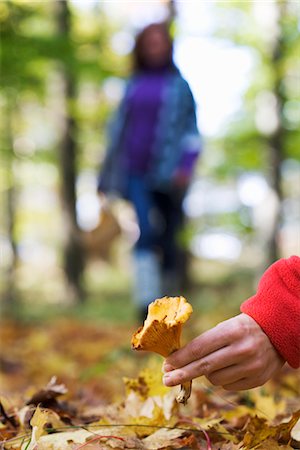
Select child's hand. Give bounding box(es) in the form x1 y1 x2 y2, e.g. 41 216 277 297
163 313 285 390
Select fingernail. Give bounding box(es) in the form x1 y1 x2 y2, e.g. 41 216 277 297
162 363 173 373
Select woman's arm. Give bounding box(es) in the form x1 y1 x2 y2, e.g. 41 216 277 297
241 255 300 368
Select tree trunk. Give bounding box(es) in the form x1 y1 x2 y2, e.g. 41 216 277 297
2 94 18 311
56 0 85 302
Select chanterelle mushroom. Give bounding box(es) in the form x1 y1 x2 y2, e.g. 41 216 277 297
131 296 193 405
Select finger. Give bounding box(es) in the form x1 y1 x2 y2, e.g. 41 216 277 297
207 364 252 387
163 345 241 387
209 351 285 390
164 320 235 372
222 377 265 391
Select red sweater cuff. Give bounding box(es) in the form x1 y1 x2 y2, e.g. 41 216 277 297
241 256 300 368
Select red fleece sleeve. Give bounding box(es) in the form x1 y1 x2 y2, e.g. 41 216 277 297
241 255 300 368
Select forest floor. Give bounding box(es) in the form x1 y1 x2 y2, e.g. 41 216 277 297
0 266 299 449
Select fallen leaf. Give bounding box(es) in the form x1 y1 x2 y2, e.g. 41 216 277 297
243 410 300 448
142 428 188 449
1 320 300 450
124 366 169 399
33 426 143 450
26 376 67 406
291 417 300 442
255 438 293 449
23 405 65 450
250 390 286 421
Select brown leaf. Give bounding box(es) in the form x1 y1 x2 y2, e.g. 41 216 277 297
242 410 300 448
26 376 68 406
255 438 293 449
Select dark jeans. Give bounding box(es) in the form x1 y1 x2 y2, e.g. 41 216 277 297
127 175 185 273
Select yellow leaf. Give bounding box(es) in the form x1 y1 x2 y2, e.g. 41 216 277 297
243 415 275 448
243 410 300 448
251 390 286 420
222 405 252 421
123 367 179 429
123 389 178 438
24 405 65 450
124 366 169 399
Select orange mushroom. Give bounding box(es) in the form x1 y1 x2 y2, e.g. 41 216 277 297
131 296 193 404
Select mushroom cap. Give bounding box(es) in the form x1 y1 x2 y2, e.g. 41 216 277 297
131 296 193 357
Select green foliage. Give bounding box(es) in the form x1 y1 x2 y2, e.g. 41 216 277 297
0 0 130 185
204 0 300 192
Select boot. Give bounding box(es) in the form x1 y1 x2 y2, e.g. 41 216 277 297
132 249 161 321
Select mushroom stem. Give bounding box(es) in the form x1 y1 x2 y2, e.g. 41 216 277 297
176 380 192 405
169 347 192 405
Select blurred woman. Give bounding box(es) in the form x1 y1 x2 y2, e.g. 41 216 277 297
98 23 201 319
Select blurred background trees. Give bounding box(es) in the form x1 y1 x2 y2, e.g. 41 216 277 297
215 0 300 263
0 0 127 307
0 0 299 315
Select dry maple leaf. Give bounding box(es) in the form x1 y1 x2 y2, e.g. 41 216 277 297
131 296 193 405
